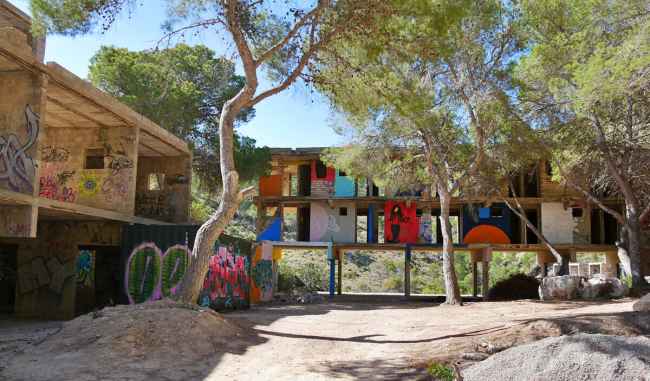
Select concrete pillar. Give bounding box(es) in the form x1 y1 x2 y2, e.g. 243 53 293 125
328 243 335 297
404 245 412 298
470 250 482 297
482 248 492 299
337 249 342 295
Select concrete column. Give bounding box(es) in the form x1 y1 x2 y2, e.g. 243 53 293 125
337 249 343 295
404 245 412 298
603 251 619 278
481 248 492 299
328 243 335 297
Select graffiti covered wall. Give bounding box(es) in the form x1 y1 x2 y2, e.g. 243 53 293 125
199 236 252 310
251 242 274 303
311 161 335 197
384 201 418 244
309 201 356 243
39 125 137 214
135 156 191 223
1 221 122 320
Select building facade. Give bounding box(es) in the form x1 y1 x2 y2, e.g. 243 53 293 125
0 1 192 319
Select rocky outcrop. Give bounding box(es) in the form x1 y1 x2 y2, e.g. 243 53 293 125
539 276 628 301
539 276 583 300
633 293 650 312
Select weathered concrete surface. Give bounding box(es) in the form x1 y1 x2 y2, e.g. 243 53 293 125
539 275 583 300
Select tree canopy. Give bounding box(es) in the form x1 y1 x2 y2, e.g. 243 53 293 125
88 44 270 191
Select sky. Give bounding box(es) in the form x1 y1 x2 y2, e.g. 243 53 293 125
12 0 343 149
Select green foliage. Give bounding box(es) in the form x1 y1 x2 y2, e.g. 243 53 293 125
30 0 131 36
277 251 329 293
88 45 270 191
427 362 455 381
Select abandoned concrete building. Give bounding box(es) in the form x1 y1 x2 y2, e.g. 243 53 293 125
253 148 650 300
0 1 192 319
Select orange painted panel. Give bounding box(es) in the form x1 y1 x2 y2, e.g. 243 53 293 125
463 224 511 244
259 175 282 197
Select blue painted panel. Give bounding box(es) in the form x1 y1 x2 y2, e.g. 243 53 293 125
334 170 355 197
462 203 511 239
257 217 282 241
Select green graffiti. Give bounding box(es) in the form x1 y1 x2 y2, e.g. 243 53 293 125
126 243 161 304
161 245 189 298
252 259 273 293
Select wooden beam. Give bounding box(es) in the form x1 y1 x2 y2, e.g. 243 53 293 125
46 96 113 128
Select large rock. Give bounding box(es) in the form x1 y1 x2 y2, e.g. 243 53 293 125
580 277 628 299
539 275 583 300
463 334 650 381
633 293 650 312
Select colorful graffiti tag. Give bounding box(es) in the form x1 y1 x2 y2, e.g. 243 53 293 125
160 245 190 298
199 244 250 310
0 105 39 193
251 243 274 303
78 172 101 197
76 250 95 287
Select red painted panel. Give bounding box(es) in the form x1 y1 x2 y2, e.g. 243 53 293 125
259 175 282 197
384 201 419 244
463 224 511 244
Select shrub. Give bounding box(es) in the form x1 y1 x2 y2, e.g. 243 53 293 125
427 362 455 381
487 273 540 300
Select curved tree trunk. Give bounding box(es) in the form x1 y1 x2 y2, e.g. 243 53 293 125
175 95 248 303
621 204 646 289
438 184 462 305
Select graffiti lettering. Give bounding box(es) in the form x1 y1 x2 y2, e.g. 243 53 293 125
125 243 191 304
0 105 39 193
41 146 70 163
39 176 77 203
200 244 250 310
101 173 128 202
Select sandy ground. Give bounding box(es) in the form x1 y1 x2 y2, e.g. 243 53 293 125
1 298 640 381
205 298 636 380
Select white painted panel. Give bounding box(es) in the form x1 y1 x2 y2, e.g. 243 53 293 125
309 201 356 243
541 202 575 244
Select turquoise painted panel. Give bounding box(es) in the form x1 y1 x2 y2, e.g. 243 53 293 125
334 170 355 197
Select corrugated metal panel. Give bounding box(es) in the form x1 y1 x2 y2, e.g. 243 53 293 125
121 224 252 311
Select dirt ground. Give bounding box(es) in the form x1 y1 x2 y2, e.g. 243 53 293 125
209 298 641 380
1 298 644 381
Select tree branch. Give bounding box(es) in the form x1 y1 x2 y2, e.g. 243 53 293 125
254 5 324 67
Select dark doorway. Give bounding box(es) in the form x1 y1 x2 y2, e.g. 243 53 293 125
298 164 311 196
510 212 523 244
75 246 122 316
297 206 310 241
525 209 539 244
0 245 17 314
603 212 619 245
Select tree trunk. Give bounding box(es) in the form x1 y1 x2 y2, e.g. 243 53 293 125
621 203 647 289
175 89 249 303
438 184 462 305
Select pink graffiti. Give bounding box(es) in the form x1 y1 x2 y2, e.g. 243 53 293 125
39 176 76 203
203 246 249 301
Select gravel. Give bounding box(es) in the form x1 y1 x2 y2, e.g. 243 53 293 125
463 333 650 381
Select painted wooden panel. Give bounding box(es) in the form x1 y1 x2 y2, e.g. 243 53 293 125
309 201 356 243
259 175 283 197
334 169 355 197
462 203 512 242
311 161 335 197
384 201 418 244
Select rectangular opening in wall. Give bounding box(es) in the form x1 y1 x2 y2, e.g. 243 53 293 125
315 160 327 178
356 213 368 243
591 209 603 244
0 245 17 314
510 211 523 244
523 166 539 197
148 173 165 191
491 207 503 218
290 174 298 196
339 207 348 216
298 164 311 196
572 208 583 218
525 209 539 244
450 215 460 244
283 207 297 242
85 148 105 169
297 206 310 241
604 211 619 245
378 213 385 243
338 170 347 177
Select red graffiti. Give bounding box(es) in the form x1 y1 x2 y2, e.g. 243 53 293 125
39 176 76 203
203 246 249 301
